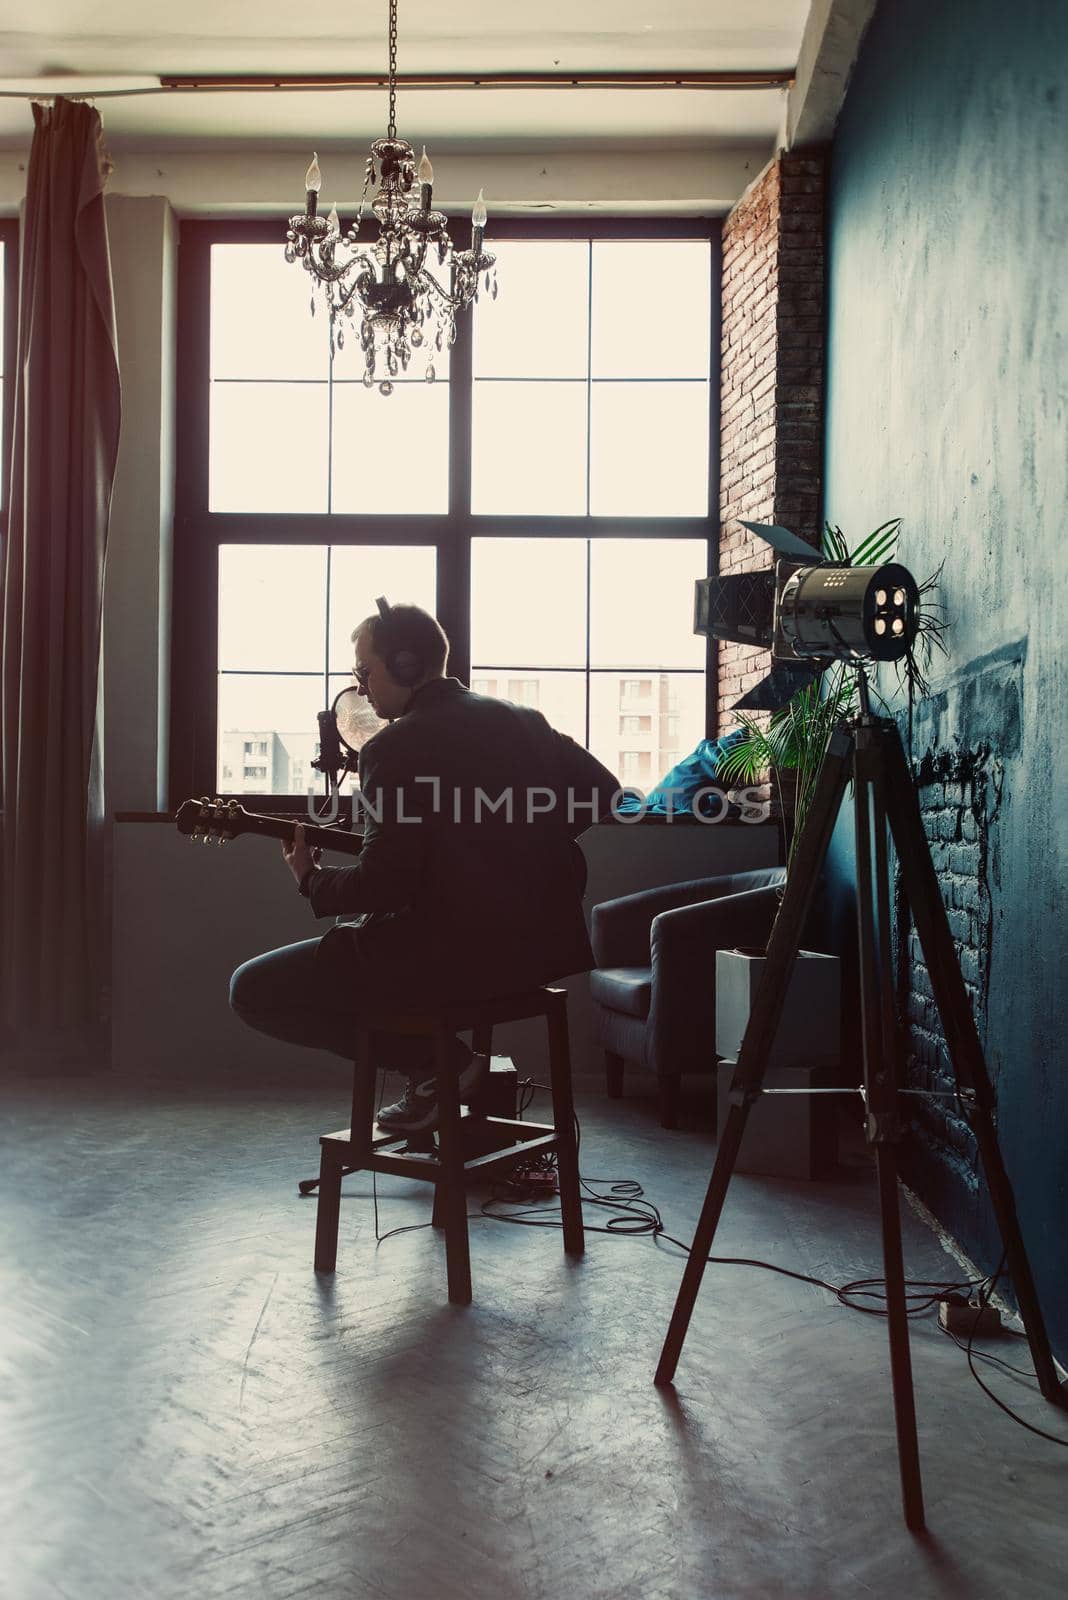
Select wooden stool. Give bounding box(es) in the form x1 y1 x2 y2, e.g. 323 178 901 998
311 986 584 1304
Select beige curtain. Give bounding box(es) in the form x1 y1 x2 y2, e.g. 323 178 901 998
1 99 121 1059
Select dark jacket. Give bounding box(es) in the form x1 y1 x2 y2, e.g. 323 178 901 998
304 678 620 1006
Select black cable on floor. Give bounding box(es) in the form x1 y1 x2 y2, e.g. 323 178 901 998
501 1090 1068 1448
363 1077 1068 1448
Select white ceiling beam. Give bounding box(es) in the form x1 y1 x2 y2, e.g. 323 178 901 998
783 0 877 149
0 144 775 217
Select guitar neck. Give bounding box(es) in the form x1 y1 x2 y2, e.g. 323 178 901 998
242 812 364 856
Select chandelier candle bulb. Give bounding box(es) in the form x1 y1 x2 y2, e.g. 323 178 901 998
418 145 434 209
472 187 487 253
305 151 322 217
327 204 340 237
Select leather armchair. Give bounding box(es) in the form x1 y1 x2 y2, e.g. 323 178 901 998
590 865 787 1129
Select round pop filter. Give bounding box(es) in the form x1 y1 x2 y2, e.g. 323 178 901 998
332 685 384 760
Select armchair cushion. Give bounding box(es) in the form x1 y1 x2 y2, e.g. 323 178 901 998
589 966 652 1020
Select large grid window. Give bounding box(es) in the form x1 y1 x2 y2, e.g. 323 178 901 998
173 219 718 804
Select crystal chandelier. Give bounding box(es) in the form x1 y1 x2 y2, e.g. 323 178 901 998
284 0 497 395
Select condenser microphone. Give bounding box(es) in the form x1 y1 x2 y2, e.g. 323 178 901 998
312 707 344 785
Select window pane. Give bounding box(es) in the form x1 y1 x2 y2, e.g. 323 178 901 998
217 673 324 794
210 382 328 513
473 242 589 379
331 382 449 514
470 669 586 746
589 671 705 785
472 538 587 669
590 539 707 670
211 244 329 382
591 241 711 379
328 546 437 671
472 382 587 515
219 545 327 672
589 382 708 517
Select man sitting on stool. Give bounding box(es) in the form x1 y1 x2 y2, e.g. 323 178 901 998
229 601 618 1135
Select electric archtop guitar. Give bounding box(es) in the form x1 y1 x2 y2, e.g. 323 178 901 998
174 797 364 856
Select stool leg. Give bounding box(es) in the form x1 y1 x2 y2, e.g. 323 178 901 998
547 992 584 1258
350 1032 376 1165
314 1144 344 1272
315 1032 375 1273
435 1030 472 1304
431 1185 446 1230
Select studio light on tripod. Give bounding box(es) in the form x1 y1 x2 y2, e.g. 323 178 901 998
694 521 920 710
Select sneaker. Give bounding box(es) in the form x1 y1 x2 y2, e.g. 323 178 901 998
376 1050 490 1135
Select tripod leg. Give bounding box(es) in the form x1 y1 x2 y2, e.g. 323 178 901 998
873 1144 925 1530
880 727 1067 1408
655 728 852 1387
855 739 925 1532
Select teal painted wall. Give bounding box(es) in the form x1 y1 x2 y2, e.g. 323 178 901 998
825 0 1068 1353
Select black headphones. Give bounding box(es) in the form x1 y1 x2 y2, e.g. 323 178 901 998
375 596 424 687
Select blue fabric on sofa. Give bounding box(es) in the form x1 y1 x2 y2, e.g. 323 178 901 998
612 729 747 817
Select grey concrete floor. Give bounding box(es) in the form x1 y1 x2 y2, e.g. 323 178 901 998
2 1063 1066 1600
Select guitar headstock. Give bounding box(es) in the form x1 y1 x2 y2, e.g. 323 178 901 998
174 796 241 845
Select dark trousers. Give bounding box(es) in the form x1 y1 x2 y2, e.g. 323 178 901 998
229 936 462 1076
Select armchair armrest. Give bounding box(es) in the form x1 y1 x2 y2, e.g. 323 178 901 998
645 884 783 1079
591 875 735 969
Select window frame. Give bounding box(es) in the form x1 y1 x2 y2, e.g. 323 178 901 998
0 219 17 817
172 216 720 809
0 218 17 540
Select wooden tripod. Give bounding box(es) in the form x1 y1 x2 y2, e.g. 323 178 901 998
654 674 1067 1531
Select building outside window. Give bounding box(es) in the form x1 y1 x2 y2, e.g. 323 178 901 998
507 678 540 706
620 750 653 783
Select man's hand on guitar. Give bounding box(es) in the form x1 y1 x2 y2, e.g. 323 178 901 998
282 822 322 888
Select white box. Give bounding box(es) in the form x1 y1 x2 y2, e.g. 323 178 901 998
715 948 840 1068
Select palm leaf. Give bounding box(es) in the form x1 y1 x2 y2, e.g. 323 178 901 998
850 517 901 568
821 521 850 563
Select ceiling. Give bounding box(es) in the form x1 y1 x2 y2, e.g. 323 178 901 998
0 1 810 151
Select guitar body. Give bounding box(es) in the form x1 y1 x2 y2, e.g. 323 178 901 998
174 797 363 856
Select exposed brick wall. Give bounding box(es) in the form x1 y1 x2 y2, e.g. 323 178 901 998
896 748 998 1184
717 152 827 729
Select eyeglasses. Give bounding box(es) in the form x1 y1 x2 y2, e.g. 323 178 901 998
352 665 371 691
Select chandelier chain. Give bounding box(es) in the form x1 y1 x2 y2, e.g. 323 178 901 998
387 0 398 139
285 0 496 394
